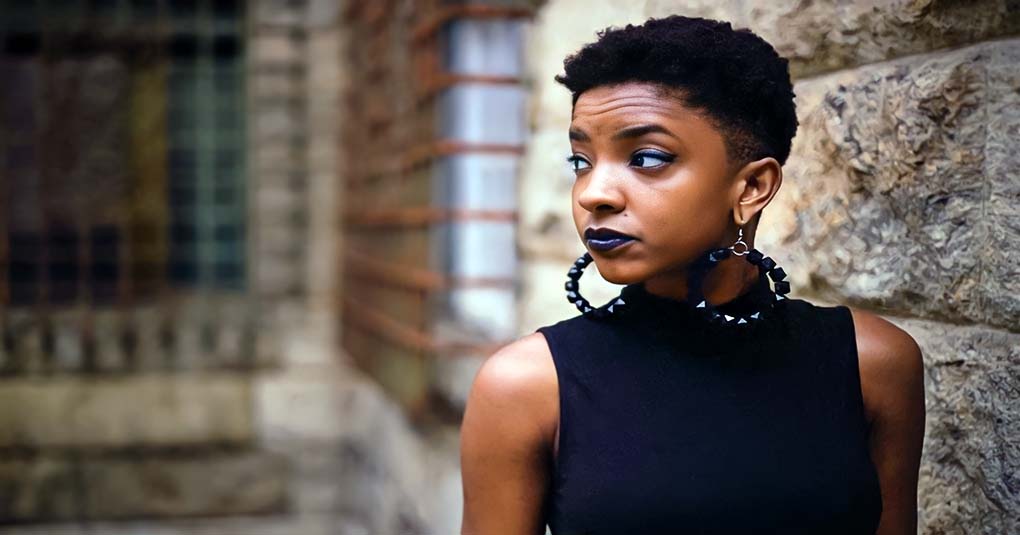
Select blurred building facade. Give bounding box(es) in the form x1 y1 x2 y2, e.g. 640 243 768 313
1 0 1018 534
0 0 451 533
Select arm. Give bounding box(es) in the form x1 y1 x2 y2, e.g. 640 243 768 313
460 332 559 535
850 307 927 535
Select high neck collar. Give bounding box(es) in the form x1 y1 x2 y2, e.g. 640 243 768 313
617 270 777 340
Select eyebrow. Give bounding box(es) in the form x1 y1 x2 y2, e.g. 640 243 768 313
568 128 590 142
568 123 678 142
611 124 678 141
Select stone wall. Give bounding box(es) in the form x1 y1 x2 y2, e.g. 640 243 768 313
520 1 1020 533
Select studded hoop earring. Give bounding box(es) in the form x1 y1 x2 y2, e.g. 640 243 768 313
563 252 627 319
685 227 791 329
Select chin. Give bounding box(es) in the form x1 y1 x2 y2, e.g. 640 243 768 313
588 256 650 285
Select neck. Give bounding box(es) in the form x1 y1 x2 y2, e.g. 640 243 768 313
641 255 760 305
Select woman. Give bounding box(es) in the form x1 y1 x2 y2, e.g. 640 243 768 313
460 15 925 535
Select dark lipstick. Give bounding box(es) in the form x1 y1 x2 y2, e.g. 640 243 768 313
585 227 636 252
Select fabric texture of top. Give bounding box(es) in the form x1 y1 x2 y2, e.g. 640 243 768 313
534 272 882 535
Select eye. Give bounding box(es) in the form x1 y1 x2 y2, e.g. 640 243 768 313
630 150 675 169
566 154 592 172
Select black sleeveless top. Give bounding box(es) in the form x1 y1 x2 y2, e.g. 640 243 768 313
535 274 882 535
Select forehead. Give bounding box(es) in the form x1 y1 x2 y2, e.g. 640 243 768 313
570 82 715 136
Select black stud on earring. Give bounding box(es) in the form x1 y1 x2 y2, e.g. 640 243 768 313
563 252 627 319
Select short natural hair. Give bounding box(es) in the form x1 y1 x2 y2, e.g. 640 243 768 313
555 15 799 168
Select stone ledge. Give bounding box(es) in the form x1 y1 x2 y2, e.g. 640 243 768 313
0 451 288 523
80 452 288 520
0 375 253 449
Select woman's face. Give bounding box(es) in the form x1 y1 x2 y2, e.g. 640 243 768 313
568 81 742 287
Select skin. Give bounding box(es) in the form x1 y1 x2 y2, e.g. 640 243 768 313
460 82 926 535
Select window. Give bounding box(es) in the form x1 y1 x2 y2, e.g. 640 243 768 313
0 0 247 307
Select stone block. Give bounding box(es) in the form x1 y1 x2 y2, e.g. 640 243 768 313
305 0 341 28
255 269 302 299
251 71 300 100
256 183 304 216
250 144 298 173
255 368 348 444
886 316 1020 535
79 452 288 519
758 39 1020 330
0 458 78 522
253 0 306 28
3 311 45 375
252 33 303 65
739 0 1020 78
306 33 341 86
0 375 253 448
645 0 1020 78
254 107 303 141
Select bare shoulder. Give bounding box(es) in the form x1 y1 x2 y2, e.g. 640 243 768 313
462 331 559 448
846 306 925 426
459 332 559 534
845 307 926 534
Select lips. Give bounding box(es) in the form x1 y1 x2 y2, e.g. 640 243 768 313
585 227 636 252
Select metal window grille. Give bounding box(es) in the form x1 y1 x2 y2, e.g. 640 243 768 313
341 1 531 416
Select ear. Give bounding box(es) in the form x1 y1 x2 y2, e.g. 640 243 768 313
730 157 782 226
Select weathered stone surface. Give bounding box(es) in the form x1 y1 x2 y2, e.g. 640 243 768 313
2 312 45 375
0 458 78 522
731 0 1020 78
251 32 303 65
79 452 288 519
253 0 307 28
518 127 582 261
758 39 1020 331
0 375 252 448
255 367 350 444
0 453 287 523
886 316 1020 535
525 0 661 130
320 377 462 534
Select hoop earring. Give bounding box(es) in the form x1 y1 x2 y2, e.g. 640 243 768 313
564 252 626 319
686 227 791 328
564 227 791 326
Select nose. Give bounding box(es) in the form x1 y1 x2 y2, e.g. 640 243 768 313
576 164 624 214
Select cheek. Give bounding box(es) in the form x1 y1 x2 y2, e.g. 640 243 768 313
643 198 698 247
642 181 729 251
